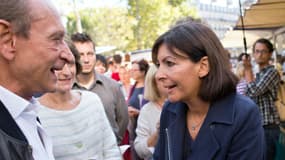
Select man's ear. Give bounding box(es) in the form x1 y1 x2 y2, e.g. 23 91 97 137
0 20 16 60
198 56 209 78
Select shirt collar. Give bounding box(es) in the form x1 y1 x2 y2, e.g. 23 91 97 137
94 72 104 84
0 86 39 119
259 65 274 72
73 71 103 89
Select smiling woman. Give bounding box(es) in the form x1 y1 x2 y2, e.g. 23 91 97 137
152 20 265 160
38 42 121 160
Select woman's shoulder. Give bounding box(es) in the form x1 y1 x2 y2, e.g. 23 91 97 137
75 90 100 100
140 102 161 115
75 90 104 110
233 94 257 110
228 93 260 120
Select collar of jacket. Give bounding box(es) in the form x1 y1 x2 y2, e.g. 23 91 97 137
164 93 236 159
0 101 28 142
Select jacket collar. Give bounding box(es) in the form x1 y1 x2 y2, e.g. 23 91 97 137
165 93 236 159
166 93 235 125
0 101 28 142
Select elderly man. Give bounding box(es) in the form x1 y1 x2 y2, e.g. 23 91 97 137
0 0 72 159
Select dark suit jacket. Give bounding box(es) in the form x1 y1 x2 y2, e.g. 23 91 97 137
0 101 33 160
153 93 265 160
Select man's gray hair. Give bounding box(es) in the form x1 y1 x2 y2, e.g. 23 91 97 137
0 0 32 38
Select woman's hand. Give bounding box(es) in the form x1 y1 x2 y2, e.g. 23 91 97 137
128 106 140 117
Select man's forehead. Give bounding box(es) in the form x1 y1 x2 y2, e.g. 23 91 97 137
29 0 60 21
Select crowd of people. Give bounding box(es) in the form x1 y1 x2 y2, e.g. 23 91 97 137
0 0 284 160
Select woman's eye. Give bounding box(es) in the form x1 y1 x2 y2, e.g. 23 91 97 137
155 62 160 67
165 61 175 67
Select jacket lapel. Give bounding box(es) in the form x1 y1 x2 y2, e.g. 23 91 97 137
0 101 27 142
166 103 187 160
192 122 220 159
193 93 235 159
164 94 236 159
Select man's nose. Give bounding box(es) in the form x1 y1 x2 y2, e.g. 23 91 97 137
60 42 73 63
82 55 89 63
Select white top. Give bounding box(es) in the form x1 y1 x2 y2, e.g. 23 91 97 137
38 90 122 160
134 102 161 160
0 86 55 160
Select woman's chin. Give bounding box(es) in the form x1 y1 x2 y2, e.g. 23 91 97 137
167 96 180 103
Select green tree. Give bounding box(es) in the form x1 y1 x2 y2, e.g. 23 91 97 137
127 0 197 50
66 0 197 52
67 7 134 52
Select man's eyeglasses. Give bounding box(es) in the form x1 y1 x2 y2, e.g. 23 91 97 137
254 50 270 54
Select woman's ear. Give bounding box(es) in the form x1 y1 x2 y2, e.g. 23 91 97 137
0 20 16 60
198 56 209 78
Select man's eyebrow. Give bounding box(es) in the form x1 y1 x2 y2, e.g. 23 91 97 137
48 31 65 39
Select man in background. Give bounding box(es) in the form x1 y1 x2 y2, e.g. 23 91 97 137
245 38 280 159
71 33 128 144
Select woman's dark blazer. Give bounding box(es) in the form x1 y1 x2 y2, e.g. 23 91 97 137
153 93 265 160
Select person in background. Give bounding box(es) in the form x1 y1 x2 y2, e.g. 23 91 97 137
128 59 149 160
111 54 123 81
235 53 251 95
245 38 280 160
38 42 121 160
128 59 150 118
119 65 132 101
71 33 128 144
134 65 167 160
235 62 247 95
152 21 264 159
0 0 72 159
95 54 108 74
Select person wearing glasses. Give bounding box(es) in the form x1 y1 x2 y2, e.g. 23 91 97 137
245 38 280 160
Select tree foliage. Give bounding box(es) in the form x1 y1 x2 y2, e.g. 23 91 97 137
67 7 134 52
66 0 197 52
127 0 197 50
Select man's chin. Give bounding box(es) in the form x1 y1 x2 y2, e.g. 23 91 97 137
81 70 94 75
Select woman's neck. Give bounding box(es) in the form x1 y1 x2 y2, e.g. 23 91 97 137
39 91 80 110
154 98 165 110
185 98 209 116
135 79 145 88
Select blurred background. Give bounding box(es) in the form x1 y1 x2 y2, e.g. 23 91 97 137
51 0 285 65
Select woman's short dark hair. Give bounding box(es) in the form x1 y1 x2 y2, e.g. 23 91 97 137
238 53 250 62
152 22 238 102
132 59 149 76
